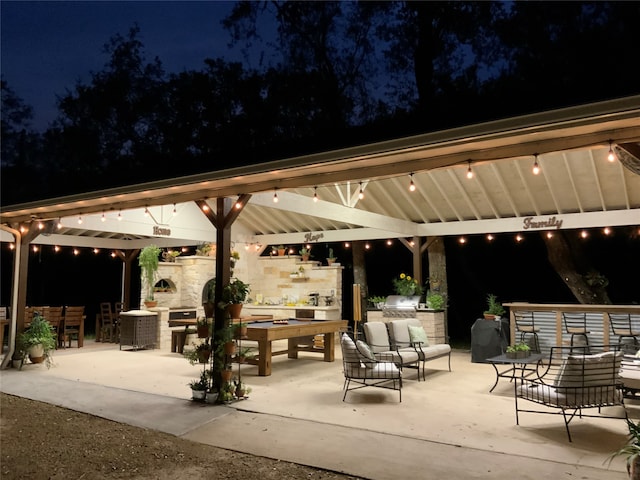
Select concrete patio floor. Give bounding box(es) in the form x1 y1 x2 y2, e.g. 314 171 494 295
0 339 633 479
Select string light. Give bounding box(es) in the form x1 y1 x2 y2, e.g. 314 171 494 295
93 248 100 254
172 203 177 216
466 161 474 179
386 239 392 246
73 248 79 256
32 245 38 252
344 242 350 248
486 234 494 241
408 173 416 192
54 245 60 252
57 218 63 229
273 188 279 203
117 211 122 221
515 234 524 242
532 154 541 175
101 212 106 222
458 237 467 244
313 187 318 202
235 195 242 209
365 242 370 249
111 251 117 258
546 232 554 239
603 227 611 235
607 140 616 162
77 216 83 225
358 182 364 200
580 230 589 239
144 207 150 217
9 244 15 250
19 225 26 233
201 199 210 212
37 221 44 230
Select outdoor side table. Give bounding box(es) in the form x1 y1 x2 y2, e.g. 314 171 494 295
486 353 544 393
119 310 158 351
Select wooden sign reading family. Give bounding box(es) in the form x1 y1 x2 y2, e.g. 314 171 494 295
522 216 563 230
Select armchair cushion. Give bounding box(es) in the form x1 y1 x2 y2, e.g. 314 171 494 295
356 340 377 367
554 351 622 387
408 325 429 346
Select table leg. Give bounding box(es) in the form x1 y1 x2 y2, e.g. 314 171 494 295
258 340 272 376
95 315 102 342
288 338 298 359
324 332 335 362
78 322 84 348
489 363 500 393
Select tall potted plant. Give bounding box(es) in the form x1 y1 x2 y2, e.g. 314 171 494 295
221 278 250 319
138 244 162 308
18 312 56 368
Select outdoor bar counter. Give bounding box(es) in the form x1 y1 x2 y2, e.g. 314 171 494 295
504 302 640 349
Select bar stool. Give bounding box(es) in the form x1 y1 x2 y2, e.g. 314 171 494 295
562 312 590 351
609 313 640 352
514 311 540 352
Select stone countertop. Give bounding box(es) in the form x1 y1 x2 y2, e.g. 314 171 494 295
244 304 339 311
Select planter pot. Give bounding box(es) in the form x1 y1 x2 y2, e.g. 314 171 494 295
224 341 236 356
205 392 218 404
227 303 243 319
235 388 247 398
198 350 212 364
191 389 206 401
278 249 286 256
236 325 248 338
28 344 45 364
506 351 529 359
144 300 158 308
197 325 209 338
301 254 310 261
483 314 495 320
221 370 233 382
327 258 336 266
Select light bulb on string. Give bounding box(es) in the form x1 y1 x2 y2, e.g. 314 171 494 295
235 195 242 209
144 207 149 217
77 216 83 225
101 212 106 222
117 211 122 221
57 218 62 229
172 203 177 216
273 189 279 203
313 187 319 202
532 154 541 175
466 161 474 179
358 182 364 200
408 173 416 192
607 140 616 162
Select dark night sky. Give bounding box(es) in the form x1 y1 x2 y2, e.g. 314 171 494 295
1 1 243 131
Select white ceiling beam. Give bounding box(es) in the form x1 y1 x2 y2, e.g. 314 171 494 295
249 191 418 236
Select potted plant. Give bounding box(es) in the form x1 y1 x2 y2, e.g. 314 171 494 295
426 291 446 310
505 342 531 359
183 339 212 365
484 293 506 320
188 371 209 401
392 273 423 297
162 250 181 262
233 378 252 398
299 247 310 261
196 243 212 256
18 312 56 368
138 244 162 308
196 317 210 338
235 346 255 364
234 322 248 339
276 244 286 256
326 248 337 265
609 419 640 479
201 278 216 318
368 296 386 309
218 381 236 403
221 278 250 319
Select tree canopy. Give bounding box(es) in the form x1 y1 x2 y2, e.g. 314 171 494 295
2 1 639 205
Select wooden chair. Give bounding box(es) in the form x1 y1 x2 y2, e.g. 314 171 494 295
62 306 85 348
46 307 64 348
515 344 625 442
99 302 115 343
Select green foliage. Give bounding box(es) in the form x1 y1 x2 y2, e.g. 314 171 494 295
19 313 56 352
392 273 423 297
484 294 505 316
426 291 446 310
608 419 640 469
327 248 336 260
368 295 386 304
138 244 161 300
188 371 209 391
506 343 530 353
221 278 250 305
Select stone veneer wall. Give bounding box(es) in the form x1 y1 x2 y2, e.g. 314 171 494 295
140 253 341 315
250 256 342 306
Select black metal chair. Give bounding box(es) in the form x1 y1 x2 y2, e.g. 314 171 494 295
514 311 540 353
562 312 589 351
609 313 640 352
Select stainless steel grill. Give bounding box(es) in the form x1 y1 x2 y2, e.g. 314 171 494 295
382 295 420 318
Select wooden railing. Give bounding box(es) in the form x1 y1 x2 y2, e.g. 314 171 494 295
504 303 640 348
